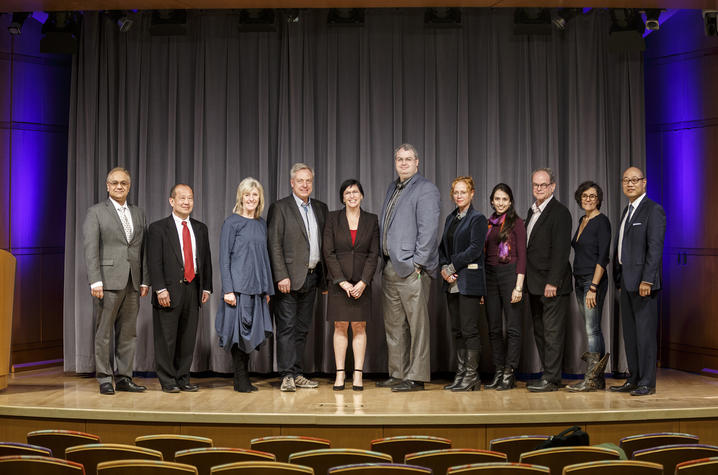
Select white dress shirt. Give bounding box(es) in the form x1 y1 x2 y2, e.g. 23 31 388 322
526 194 553 243
617 192 646 265
293 193 320 269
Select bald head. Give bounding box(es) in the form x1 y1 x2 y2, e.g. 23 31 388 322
622 166 646 202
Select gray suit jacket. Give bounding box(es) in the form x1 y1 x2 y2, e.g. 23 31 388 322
379 173 441 278
267 195 328 291
83 199 150 291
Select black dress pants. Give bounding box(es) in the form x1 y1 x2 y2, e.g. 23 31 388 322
447 293 482 351
529 291 569 384
273 270 320 377
153 279 199 388
619 282 659 388
485 264 523 370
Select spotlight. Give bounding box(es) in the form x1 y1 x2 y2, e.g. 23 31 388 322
284 9 301 24
328 9 364 27
703 10 718 36
514 8 552 35
552 8 580 32
106 11 134 33
643 9 663 31
40 12 81 54
238 9 277 32
424 8 461 28
150 10 187 36
8 12 30 36
608 9 645 52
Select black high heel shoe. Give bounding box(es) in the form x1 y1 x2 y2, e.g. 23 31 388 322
333 369 345 391
352 369 363 391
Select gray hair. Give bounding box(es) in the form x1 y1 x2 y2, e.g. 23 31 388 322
290 163 314 179
106 167 131 182
532 167 555 184
393 143 419 161
233 177 265 218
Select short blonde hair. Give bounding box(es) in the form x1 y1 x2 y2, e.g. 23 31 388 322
450 176 475 195
233 177 265 218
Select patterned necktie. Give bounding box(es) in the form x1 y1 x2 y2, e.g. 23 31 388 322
182 221 195 282
301 202 311 238
119 207 133 242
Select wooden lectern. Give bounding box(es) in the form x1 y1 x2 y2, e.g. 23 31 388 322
0 249 16 391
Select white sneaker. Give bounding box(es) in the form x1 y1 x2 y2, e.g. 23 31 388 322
295 374 319 388
280 375 296 392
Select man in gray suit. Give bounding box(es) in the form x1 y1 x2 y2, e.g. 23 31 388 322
267 163 328 392
83 167 150 395
377 143 441 392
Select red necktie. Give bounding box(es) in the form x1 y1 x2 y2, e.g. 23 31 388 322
182 221 195 282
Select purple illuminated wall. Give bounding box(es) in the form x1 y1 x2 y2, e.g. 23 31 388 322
644 10 718 372
0 14 71 367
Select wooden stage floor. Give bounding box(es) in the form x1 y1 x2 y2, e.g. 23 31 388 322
2 367 718 449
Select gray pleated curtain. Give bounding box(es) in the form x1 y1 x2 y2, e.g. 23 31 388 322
64 8 644 377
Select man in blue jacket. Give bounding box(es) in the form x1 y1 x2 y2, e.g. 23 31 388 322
377 143 441 392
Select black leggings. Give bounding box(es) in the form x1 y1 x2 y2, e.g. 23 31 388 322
485 263 522 369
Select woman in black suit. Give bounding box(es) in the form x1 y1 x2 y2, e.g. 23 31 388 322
322 179 380 391
568 181 611 392
439 176 488 391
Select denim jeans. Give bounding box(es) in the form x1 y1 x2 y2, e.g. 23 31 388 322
574 274 607 355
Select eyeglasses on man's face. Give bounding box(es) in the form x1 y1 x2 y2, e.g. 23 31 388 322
532 183 551 190
622 177 644 185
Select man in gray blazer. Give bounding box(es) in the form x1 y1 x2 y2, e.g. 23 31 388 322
83 167 150 395
267 163 328 392
377 143 441 392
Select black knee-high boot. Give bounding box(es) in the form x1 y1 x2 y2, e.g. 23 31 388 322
231 345 257 392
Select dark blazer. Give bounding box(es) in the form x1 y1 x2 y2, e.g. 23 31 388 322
148 215 213 309
438 205 488 296
323 209 380 285
83 199 150 291
613 197 666 292
267 195 328 291
526 197 573 295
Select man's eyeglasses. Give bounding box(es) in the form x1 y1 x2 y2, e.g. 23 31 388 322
532 183 551 190
622 177 644 185
107 181 129 187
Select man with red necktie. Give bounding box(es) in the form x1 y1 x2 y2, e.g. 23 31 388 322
148 184 213 393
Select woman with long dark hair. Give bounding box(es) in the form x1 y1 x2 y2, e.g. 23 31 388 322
484 183 526 390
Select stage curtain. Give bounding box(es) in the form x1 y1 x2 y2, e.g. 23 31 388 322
64 9 644 377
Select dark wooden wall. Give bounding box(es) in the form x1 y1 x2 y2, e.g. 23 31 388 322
645 10 718 374
0 15 71 368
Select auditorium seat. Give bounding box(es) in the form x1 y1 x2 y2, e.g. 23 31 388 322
0 455 86 475
447 462 550 474
210 460 315 474
135 435 213 462
328 462 432 474
632 444 718 473
562 459 663 474
251 436 331 462
175 447 276 475
97 459 198 475
288 448 392 474
619 432 699 459
65 443 163 475
404 448 507 474
519 446 620 474
27 429 101 459
675 456 718 474
370 436 451 463
0 441 53 457
488 435 550 462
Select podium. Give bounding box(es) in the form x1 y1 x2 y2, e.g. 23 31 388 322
0 249 16 391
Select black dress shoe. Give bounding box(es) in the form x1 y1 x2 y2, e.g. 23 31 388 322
99 383 115 395
609 381 637 393
630 385 656 396
115 379 147 392
376 377 403 388
179 383 199 392
391 380 425 392
527 379 559 392
162 385 181 393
